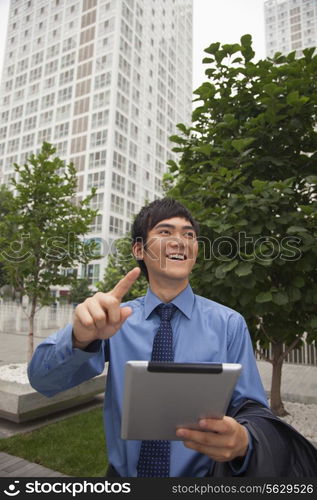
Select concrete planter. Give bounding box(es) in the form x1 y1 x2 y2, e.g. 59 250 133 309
0 365 107 423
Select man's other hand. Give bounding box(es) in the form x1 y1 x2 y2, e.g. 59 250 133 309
176 416 249 462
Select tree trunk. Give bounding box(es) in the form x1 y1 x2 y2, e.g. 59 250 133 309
270 341 288 416
27 297 37 362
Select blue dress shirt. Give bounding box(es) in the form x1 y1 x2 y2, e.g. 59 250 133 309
28 284 268 477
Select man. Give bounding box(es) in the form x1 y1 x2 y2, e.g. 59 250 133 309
28 198 317 477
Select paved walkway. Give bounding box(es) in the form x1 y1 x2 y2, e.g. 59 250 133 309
0 361 316 477
0 452 68 477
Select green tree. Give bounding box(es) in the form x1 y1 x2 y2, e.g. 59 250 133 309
97 236 148 301
0 142 100 360
69 278 93 306
165 35 317 416
0 185 14 288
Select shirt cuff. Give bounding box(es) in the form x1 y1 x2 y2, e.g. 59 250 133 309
228 428 253 476
55 324 103 366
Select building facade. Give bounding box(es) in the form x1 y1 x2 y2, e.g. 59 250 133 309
0 0 193 287
264 0 317 57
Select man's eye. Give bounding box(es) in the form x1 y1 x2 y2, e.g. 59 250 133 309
159 229 170 235
185 232 195 238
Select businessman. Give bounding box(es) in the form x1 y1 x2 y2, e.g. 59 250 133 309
28 197 317 477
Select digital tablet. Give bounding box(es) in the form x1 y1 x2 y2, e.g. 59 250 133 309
121 361 242 441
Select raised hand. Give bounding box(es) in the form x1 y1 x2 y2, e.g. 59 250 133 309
73 267 141 348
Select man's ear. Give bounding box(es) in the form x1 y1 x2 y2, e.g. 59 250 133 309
132 241 144 261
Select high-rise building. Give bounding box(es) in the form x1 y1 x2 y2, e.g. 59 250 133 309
264 0 317 58
0 0 193 287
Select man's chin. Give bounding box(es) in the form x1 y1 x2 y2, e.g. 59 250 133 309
157 270 190 282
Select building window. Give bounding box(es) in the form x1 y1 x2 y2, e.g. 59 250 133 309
56 105 70 121
26 99 39 114
127 180 136 198
7 138 20 153
110 194 124 214
61 52 76 68
89 215 103 233
109 215 123 234
85 263 100 285
59 69 74 85
117 92 129 113
54 122 69 139
71 135 87 154
111 172 125 193
96 53 113 70
93 90 110 109
118 73 130 94
95 72 111 89
114 131 127 152
129 142 137 158
90 192 104 210
115 111 128 132
128 161 137 178
38 128 52 143
58 86 73 103
22 133 35 149
126 200 136 217
87 170 105 189
89 150 107 169
92 110 109 128
90 130 108 148
24 116 37 131
41 93 55 109
113 151 126 172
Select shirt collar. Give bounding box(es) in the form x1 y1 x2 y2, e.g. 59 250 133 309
144 283 195 320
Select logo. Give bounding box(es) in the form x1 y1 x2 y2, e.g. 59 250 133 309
4 481 20 496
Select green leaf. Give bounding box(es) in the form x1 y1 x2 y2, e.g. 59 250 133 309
256 292 272 303
310 318 317 329
192 144 212 156
288 287 301 302
240 34 252 47
231 137 255 153
234 262 253 277
286 91 299 106
272 292 289 305
292 276 305 288
166 159 178 172
286 226 308 234
204 42 221 55
169 135 186 144
202 57 214 64
222 260 239 273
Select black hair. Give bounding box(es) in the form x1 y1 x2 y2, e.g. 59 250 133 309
131 197 200 280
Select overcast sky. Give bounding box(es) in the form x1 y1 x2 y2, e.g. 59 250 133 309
0 0 267 90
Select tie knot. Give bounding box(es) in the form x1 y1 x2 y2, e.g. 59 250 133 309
157 303 177 321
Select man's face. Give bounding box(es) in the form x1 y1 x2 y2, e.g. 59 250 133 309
133 217 198 283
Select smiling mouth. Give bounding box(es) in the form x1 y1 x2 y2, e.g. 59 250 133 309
166 254 187 261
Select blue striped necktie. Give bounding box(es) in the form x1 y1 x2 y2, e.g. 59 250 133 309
136 303 177 477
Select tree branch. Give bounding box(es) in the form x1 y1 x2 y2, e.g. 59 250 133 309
278 335 302 364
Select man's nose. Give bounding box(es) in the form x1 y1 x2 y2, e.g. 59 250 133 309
168 237 185 250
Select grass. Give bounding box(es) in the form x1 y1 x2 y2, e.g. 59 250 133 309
0 408 108 477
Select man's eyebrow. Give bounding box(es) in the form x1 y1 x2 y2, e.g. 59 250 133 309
154 223 195 231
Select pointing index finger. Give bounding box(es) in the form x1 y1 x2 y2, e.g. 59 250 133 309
110 267 141 301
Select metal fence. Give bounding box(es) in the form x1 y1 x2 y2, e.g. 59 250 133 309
255 339 317 366
0 302 74 338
